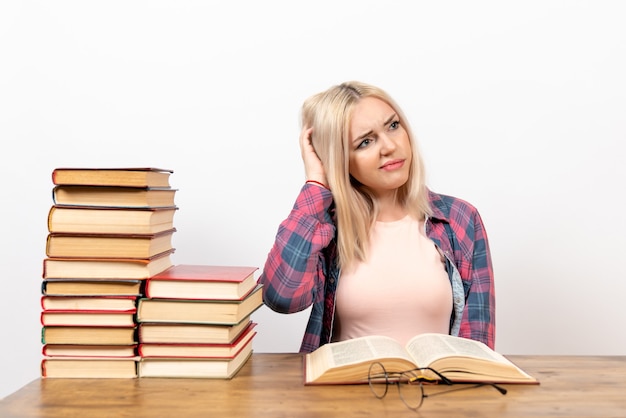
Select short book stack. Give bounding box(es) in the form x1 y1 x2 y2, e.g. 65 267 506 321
41 168 177 378
136 264 262 379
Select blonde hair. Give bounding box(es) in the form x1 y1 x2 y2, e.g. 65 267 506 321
302 81 431 271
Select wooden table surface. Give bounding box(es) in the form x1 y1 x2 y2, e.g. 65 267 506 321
1 353 625 417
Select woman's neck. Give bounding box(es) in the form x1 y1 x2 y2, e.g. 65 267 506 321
375 194 407 222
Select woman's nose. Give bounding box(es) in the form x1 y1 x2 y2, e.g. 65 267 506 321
378 133 397 154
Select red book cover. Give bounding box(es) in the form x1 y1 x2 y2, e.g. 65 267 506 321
145 264 258 300
149 265 258 282
138 323 257 359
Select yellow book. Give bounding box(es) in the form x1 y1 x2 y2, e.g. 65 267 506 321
52 167 172 188
42 250 174 280
47 206 177 235
46 229 176 259
137 284 263 325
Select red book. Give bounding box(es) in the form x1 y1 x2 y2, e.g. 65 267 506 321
138 322 257 358
137 333 254 379
145 264 258 300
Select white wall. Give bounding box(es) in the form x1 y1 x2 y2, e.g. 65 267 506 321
1 0 624 400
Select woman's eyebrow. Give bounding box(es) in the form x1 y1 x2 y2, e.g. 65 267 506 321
353 129 374 144
384 113 398 126
353 113 398 145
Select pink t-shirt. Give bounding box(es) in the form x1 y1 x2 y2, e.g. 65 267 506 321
332 215 452 346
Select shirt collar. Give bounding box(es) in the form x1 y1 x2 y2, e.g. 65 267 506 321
427 189 451 223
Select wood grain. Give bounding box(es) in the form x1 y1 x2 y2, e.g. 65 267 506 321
1 354 625 417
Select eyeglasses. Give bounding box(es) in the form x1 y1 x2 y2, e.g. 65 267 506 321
367 362 507 411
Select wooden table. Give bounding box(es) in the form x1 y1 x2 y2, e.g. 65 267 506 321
1 354 625 417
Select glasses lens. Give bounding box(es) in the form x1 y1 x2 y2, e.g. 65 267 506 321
397 371 425 410
368 362 388 399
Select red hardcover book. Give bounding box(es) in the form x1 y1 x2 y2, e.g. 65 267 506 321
145 264 258 300
137 336 254 379
138 322 257 358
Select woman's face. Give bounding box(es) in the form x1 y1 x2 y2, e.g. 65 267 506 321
347 97 412 198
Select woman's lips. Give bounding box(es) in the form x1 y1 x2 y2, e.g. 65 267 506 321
380 159 405 171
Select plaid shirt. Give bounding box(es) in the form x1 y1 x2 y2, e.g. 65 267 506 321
259 183 495 352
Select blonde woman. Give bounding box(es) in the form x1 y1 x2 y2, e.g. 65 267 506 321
259 81 495 352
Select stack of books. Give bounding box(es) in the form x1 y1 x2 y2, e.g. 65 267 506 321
41 168 178 378
136 264 262 379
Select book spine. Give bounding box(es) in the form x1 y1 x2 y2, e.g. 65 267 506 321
144 279 152 298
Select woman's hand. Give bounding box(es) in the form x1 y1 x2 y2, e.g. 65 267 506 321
300 126 329 188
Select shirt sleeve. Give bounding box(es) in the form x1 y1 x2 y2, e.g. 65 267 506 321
258 183 336 314
458 208 496 349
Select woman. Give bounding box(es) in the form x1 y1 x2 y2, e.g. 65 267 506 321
259 81 495 353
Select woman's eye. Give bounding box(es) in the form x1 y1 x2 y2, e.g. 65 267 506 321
357 138 372 149
390 120 400 130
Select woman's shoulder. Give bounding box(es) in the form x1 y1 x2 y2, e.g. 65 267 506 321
427 189 480 221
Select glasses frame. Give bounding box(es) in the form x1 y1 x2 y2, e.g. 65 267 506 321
367 362 507 411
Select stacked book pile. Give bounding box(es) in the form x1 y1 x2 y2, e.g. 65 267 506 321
136 264 262 379
41 168 178 378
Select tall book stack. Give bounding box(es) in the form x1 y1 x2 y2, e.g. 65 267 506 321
41 168 178 378
136 264 262 379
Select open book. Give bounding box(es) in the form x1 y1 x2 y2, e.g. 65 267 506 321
304 333 538 385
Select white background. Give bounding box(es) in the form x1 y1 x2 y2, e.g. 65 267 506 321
1 0 625 400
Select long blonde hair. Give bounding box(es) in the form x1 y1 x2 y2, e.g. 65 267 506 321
302 81 431 271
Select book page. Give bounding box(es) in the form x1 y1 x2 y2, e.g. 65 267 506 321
327 335 413 367
406 333 505 368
